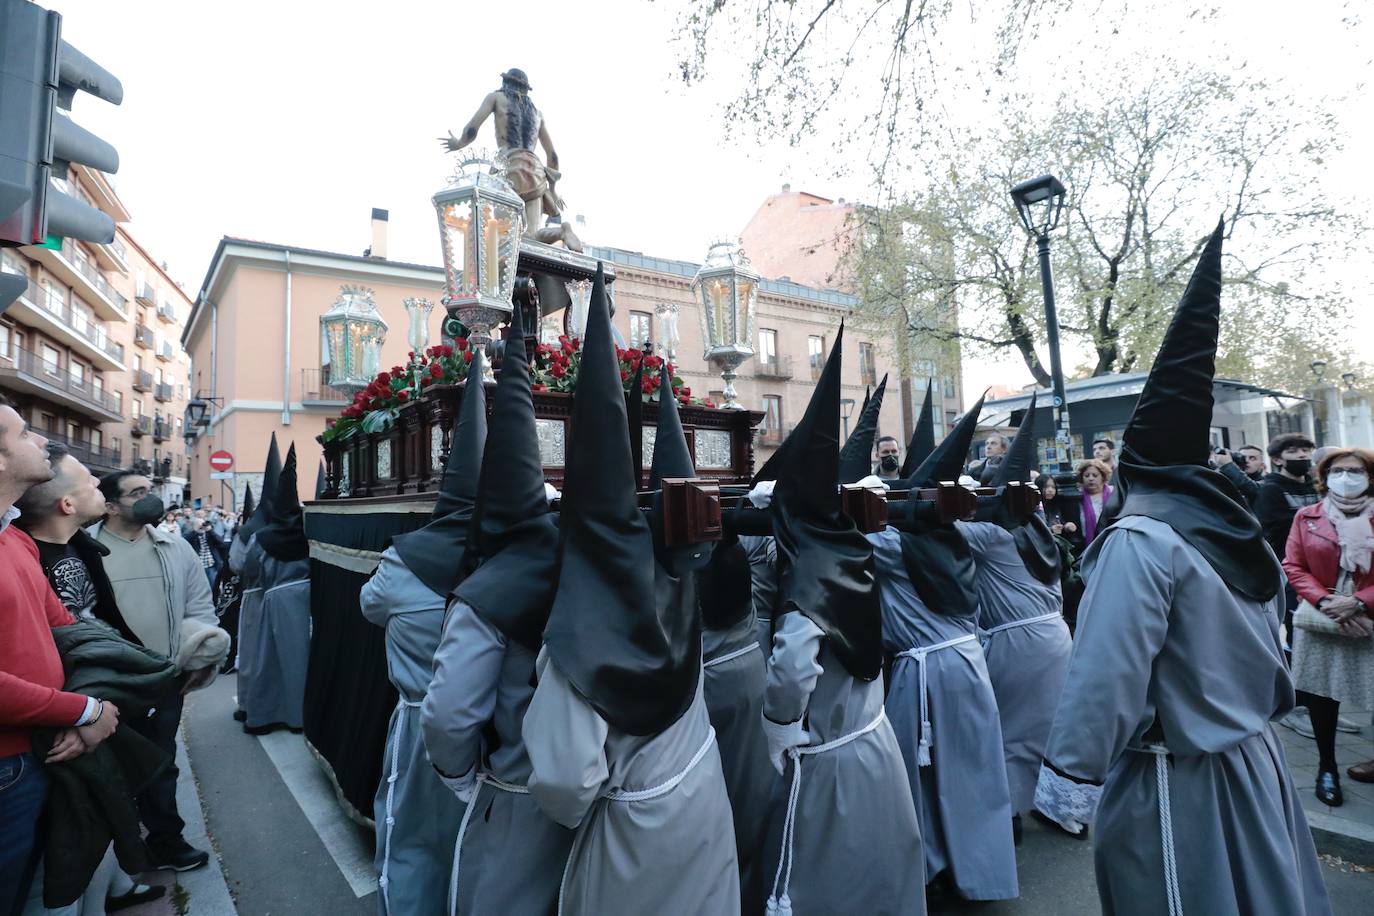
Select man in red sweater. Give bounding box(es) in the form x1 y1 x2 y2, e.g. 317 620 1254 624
0 399 120 916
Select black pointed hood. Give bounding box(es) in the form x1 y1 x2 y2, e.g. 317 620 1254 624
770 323 883 681
975 393 1061 584
906 390 988 487
543 264 699 735
456 307 559 651
236 435 280 545
649 361 694 488
899 381 936 479
314 461 326 500
839 373 888 483
1101 219 1278 600
240 484 255 525
390 351 488 596
628 359 645 490
256 443 309 562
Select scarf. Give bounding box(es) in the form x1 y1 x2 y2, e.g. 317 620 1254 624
1323 493 1374 576
1081 484 1112 543
197 533 213 568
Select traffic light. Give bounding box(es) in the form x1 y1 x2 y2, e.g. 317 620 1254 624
0 0 123 258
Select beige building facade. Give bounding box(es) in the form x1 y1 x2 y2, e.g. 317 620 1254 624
0 164 194 506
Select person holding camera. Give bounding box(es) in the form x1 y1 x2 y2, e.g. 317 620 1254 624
1212 444 1266 508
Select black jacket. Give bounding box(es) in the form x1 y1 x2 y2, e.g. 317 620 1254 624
31 621 178 907
1253 472 1319 561
184 528 229 568
26 529 142 646
1218 461 1262 509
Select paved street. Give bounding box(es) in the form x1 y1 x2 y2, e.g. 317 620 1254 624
101 677 1373 915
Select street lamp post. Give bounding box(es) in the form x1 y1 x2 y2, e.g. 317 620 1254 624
1010 174 1070 477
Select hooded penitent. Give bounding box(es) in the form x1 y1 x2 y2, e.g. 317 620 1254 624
389 352 488 596
237 435 281 546
454 308 559 652
838 373 889 484
892 391 987 616
899 381 936 479
770 324 883 681
542 265 701 736
240 485 255 529
628 359 645 491
256 443 309 562
976 392 1061 584
314 462 327 500
1099 219 1278 601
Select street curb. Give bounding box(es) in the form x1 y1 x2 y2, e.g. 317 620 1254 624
1308 810 1374 865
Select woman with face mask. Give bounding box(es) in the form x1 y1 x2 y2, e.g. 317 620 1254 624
1283 448 1374 807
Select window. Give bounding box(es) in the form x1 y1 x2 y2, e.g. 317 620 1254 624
175 417 182 431
0 324 10 358
858 342 876 386
66 421 79 442
759 329 778 365
944 376 956 398
763 395 783 436
70 360 85 387
132 399 142 419
40 413 56 432
44 281 66 317
134 354 143 372
91 429 102 449
92 375 103 396
1 249 25 276
41 344 61 376
112 390 122 414
154 367 162 386
629 311 653 351
808 336 825 379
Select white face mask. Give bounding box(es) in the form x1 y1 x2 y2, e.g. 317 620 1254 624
1326 470 1369 499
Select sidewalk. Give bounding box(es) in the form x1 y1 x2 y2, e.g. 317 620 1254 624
1278 706 1374 862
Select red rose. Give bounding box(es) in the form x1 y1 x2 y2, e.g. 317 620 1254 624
679 395 690 406
430 363 444 378
376 371 390 384
408 351 415 359
679 386 691 397
650 375 661 388
455 338 469 351
627 348 642 361
533 383 547 392
551 364 566 379
640 378 653 395
645 355 662 369
705 399 716 408
397 390 410 402
620 370 630 382
463 350 473 364
421 375 433 387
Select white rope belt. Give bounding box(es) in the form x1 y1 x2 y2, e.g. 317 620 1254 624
983 610 1062 636
703 642 761 669
449 771 531 914
766 710 888 916
896 633 978 767
378 697 423 914
1129 744 1183 916
557 728 718 915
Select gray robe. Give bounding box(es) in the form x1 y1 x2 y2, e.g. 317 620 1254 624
524 652 740 916
232 534 262 708
702 612 779 914
420 599 572 916
237 541 310 729
760 612 925 916
957 520 1072 815
867 527 1018 900
740 535 777 654
1043 515 1331 916
360 548 464 916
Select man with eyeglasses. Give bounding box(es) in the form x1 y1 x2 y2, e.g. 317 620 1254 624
1212 444 1266 509
90 470 224 873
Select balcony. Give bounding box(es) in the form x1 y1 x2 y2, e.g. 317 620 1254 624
133 324 154 349
25 239 128 321
757 426 786 448
300 367 353 407
131 369 152 392
809 359 824 381
131 416 151 437
136 283 157 306
156 302 177 323
92 237 129 275
0 347 124 422
4 279 125 371
44 430 123 476
157 341 174 361
754 355 794 380
154 382 174 402
153 420 169 442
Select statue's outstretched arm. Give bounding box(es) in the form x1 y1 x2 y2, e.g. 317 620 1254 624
538 119 559 171
438 92 497 152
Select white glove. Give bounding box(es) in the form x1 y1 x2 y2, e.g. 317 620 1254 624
854 474 890 493
957 475 979 490
747 480 776 509
1032 762 1100 837
437 765 477 803
544 483 561 506
760 713 811 775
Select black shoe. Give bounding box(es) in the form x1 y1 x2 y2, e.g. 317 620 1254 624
149 838 210 872
233 709 246 722
1012 813 1022 846
107 884 166 912
1316 770 1343 807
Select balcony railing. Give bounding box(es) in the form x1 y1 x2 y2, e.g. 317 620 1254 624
61 239 127 315
131 369 152 391
754 355 794 379
43 430 123 473
153 420 169 441
809 359 824 381
156 303 176 323
154 382 173 402
10 278 125 365
0 346 122 415
300 367 354 404
136 283 157 305
757 426 787 447
131 416 151 437
134 324 154 349
157 341 174 361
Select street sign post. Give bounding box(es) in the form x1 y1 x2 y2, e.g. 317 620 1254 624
208 450 234 473
210 471 234 480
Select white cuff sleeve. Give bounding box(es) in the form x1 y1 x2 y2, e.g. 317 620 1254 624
75 696 99 726
437 765 478 803
1033 762 1101 835
760 713 811 775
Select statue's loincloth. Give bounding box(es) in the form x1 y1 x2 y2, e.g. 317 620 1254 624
500 148 563 215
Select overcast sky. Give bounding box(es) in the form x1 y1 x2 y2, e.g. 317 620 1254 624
48 0 1373 398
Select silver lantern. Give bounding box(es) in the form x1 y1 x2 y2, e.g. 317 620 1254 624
320 284 388 397
655 301 681 361
692 240 758 409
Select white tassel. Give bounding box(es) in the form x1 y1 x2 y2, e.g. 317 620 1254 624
766 896 779 915
777 894 793 916
918 722 932 767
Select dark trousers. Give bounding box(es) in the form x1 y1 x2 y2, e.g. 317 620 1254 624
126 692 186 849
0 752 49 916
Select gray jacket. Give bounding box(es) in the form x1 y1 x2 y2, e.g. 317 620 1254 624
88 520 219 664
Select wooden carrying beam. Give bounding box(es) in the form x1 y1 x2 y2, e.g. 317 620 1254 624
660 478 723 547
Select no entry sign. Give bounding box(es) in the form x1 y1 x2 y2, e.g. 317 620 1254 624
208 450 234 473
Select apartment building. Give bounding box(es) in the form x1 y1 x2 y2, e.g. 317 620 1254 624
0 164 193 505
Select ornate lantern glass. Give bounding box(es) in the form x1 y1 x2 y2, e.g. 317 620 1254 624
564 279 592 339
692 240 759 408
433 157 525 367
320 285 388 396
403 297 435 354
655 302 681 361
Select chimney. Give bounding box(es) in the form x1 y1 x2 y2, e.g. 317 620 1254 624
781 183 791 193
369 208 389 259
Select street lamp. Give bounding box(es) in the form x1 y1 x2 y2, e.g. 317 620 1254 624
692 239 759 409
1311 360 1327 383
1343 371 1357 390
841 397 856 440
320 285 389 397
1010 174 1071 476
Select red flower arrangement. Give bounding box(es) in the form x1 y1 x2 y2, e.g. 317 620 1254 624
530 336 714 407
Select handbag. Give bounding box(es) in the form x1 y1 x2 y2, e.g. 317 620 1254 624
1293 599 1355 636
